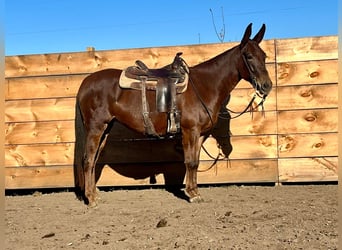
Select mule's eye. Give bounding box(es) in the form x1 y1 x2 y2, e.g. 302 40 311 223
246 54 253 60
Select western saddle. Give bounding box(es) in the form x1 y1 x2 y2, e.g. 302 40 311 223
124 52 189 136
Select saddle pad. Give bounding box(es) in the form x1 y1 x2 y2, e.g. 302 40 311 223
119 69 189 94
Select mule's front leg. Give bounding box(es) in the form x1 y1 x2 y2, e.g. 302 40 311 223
184 161 203 203
183 132 205 203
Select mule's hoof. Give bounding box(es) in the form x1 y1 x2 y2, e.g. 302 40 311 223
189 195 204 203
87 200 98 208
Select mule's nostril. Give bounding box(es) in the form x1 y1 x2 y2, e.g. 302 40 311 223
262 82 272 92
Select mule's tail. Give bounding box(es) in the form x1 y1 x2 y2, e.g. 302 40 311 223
73 98 86 201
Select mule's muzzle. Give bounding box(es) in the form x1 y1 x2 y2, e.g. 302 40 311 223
260 81 272 97
251 77 272 99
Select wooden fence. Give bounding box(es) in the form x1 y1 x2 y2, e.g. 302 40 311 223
5 36 338 189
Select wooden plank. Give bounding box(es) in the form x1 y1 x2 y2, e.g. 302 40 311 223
5 159 278 189
278 109 338 134
277 84 338 110
5 120 75 145
5 132 278 167
4 83 276 123
277 60 338 86
201 135 277 160
5 110 277 145
5 40 276 78
5 74 86 100
229 86 276 112
278 133 338 158
99 159 278 186
276 36 337 62
5 143 73 167
278 157 338 182
5 139 184 167
4 63 275 100
197 159 278 184
5 166 75 189
5 98 75 123
230 111 277 136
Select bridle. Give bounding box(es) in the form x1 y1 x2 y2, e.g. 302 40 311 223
199 51 268 172
223 52 266 120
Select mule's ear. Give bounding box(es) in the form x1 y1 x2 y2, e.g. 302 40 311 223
252 24 266 44
240 23 252 48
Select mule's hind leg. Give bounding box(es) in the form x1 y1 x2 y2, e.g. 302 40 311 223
83 123 110 207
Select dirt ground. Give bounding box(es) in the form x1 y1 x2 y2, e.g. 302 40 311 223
5 184 337 250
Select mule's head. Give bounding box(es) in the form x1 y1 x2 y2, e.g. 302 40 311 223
239 23 272 99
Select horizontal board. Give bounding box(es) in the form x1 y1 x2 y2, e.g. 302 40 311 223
229 111 277 136
277 84 338 110
5 64 276 100
276 36 337 62
196 159 278 184
278 157 338 182
229 87 276 112
5 133 278 167
201 135 277 161
5 120 75 145
5 87 276 123
5 143 73 167
278 109 338 134
229 135 277 160
5 165 75 189
8 133 335 169
5 98 75 123
277 60 338 86
5 111 277 145
5 40 276 78
5 159 278 189
278 133 338 158
5 74 86 100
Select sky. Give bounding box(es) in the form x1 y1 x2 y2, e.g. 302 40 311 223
5 0 338 56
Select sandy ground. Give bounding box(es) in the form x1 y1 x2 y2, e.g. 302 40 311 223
5 184 337 250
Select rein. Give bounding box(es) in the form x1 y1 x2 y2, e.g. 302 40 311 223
197 52 267 172
188 76 215 128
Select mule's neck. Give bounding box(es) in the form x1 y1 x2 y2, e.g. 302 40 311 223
191 45 243 106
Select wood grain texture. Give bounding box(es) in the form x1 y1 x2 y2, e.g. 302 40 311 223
277 84 337 110
277 60 338 86
5 74 86 100
276 36 337 62
278 157 338 182
5 120 75 145
278 109 338 134
5 64 276 100
5 98 75 122
5 112 277 145
278 133 337 158
5 143 73 167
5 40 276 78
5 159 278 189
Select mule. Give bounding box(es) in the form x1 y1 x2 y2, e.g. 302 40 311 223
74 23 272 206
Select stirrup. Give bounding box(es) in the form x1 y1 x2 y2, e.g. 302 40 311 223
167 110 181 134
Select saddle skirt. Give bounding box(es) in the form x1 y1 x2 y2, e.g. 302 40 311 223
119 67 189 94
